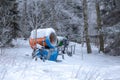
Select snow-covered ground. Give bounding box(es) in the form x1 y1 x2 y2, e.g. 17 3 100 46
0 38 120 80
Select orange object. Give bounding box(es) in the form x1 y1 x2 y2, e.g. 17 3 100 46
29 32 57 49
29 37 47 49
29 28 57 49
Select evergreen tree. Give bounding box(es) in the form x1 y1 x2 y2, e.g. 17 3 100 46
0 0 19 47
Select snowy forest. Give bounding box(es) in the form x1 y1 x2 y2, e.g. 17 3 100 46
0 0 120 55
0 0 120 80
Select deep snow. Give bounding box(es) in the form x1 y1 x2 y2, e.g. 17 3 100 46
0 38 120 80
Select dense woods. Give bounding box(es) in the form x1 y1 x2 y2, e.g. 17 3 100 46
0 0 120 55
0 0 19 47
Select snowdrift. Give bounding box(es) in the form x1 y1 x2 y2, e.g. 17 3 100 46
29 28 57 49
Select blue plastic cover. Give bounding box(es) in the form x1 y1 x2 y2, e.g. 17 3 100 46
36 48 58 61
49 48 58 61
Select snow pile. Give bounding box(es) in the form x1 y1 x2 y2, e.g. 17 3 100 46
30 28 56 39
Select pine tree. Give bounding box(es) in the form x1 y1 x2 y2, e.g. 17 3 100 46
0 0 19 47
10 0 19 38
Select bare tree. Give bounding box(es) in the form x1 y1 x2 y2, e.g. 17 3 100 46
96 0 104 53
83 0 92 53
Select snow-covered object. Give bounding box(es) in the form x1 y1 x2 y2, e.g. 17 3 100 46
57 36 67 46
30 28 56 39
29 28 57 49
35 48 58 61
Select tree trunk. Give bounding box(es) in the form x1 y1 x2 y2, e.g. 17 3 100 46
83 0 92 53
114 0 120 10
51 0 58 31
96 1 104 53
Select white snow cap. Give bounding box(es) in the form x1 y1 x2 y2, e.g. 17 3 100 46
30 28 56 39
57 36 66 41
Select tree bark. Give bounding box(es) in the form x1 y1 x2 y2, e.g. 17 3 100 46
83 0 92 53
114 0 120 10
96 1 104 53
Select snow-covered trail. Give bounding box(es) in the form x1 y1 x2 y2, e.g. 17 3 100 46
0 38 120 80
